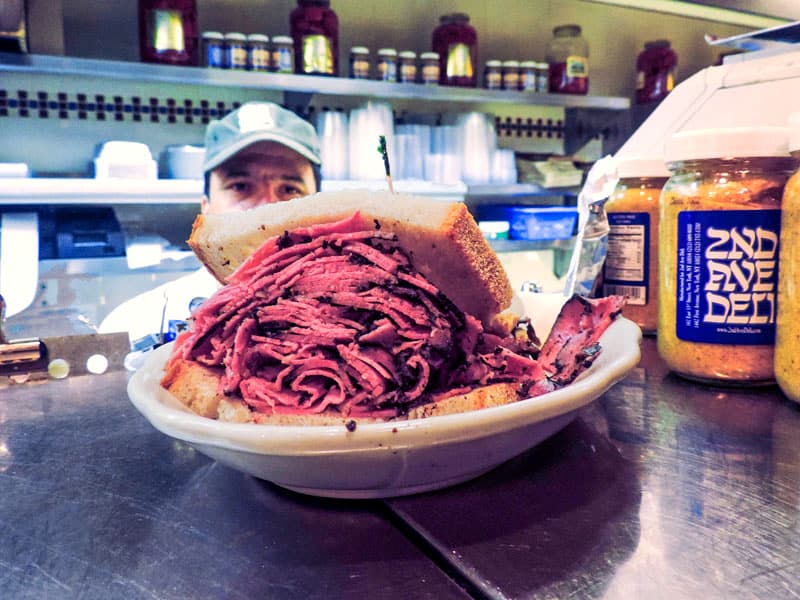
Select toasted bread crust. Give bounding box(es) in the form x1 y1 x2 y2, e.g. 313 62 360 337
162 357 521 425
188 190 513 327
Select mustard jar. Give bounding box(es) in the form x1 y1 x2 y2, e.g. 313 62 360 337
603 157 669 335
658 127 796 385
775 125 800 403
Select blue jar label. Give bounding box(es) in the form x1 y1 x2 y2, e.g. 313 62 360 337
675 209 780 345
206 45 224 68
604 212 649 305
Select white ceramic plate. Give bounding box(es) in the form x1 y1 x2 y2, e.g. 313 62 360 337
127 294 641 498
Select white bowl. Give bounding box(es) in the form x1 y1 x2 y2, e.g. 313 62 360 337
127 294 641 498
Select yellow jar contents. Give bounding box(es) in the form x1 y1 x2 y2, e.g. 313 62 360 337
775 152 800 403
659 141 795 384
603 159 668 335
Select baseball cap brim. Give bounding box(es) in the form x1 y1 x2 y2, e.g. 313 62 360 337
203 130 322 173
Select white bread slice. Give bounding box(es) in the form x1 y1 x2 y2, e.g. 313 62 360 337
162 357 520 425
189 189 513 327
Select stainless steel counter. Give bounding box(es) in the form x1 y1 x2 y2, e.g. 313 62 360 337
2 337 800 599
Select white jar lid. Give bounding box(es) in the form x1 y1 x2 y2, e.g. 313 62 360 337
202 31 224 40
615 156 670 179
502 60 520 68
378 48 398 56
479 220 510 234
665 126 791 162
399 50 417 59
520 60 537 68
246 33 269 42
350 46 370 54
420 52 439 60
224 32 247 41
486 59 502 67
272 35 293 44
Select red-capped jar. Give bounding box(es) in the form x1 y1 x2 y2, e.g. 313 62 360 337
431 13 478 87
636 40 678 104
290 0 339 76
138 0 199 66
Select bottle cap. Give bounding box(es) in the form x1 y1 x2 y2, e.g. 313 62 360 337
520 60 537 68
399 50 417 59
202 31 224 40
502 60 520 68
224 32 247 41
350 46 370 54
246 33 269 42
378 48 398 56
486 59 502 67
420 52 440 60
272 35 293 44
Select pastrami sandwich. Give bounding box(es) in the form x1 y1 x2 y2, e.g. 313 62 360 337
161 190 624 425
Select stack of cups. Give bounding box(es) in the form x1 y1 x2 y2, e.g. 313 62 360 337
348 102 395 181
315 110 349 181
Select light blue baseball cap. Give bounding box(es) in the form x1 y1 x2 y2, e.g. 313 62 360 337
203 102 321 173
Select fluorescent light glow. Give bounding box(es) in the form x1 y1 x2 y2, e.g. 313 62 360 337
583 0 791 29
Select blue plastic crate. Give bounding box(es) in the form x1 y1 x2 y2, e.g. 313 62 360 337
507 206 578 241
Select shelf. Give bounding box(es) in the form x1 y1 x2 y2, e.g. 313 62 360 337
0 53 630 110
488 238 576 252
0 177 584 205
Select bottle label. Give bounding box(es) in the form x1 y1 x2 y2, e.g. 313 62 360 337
227 44 247 69
484 70 502 89
250 47 269 70
350 56 370 79
206 44 224 68
446 43 473 78
400 63 417 83
604 212 649 306
378 59 397 82
422 63 440 84
675 209 780 345
302 34 333 74
566 55 588 78
148 9 185 52
273 47 294 73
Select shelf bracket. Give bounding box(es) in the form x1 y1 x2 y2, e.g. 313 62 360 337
564 107 631 156
283 90 314 112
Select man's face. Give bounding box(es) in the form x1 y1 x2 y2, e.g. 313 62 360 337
202 141 317 214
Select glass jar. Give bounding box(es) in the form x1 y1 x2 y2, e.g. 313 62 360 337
483 59 502 90
399 51 417 83
545 24 588 95
290 0 338 76
519 60 537 91
138 0 199 66
349 46 370 79
376 48 398 82
501 60 520 91
224 32 247 69
246 33 270 71
636 39 677 104
271 35 294 73
603 158 670 334
535 61 549 93
201 31 224 68
431 13 478 87
775 127 800 403
658 127 795 385
420 51 440 84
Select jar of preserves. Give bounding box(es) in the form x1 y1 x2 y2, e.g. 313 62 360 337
138 0 199 66
349 46 370 79
636 39 677 104
399 51 417 83
519 60 537 91
224 32 247 69
775 125 800 403
501 60 520 91
376 48 398 82
271 35 294 73
201 31 224 68
246 33 270 71
603 158 670 334
483 60 502 90
290 0 338 76
420 51 440 84
658 127 796 385
432 13 478 87
545 24 588 95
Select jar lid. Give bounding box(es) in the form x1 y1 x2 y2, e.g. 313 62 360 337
202 31 224 40
246 33 269 42
486 59 502 67
665 127 791 163
399 50 417 59
644 39 671 49
272 35 293 44
377 48 398 56
615 156 671 179
502 60 520 68
420 52 440 60
225 32 247 41
520 60 537 68
350 46 370 54
535 61 549 69
441 13 470 23
479 220 510 235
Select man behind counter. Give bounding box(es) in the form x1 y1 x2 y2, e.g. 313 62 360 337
99 102 322 342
